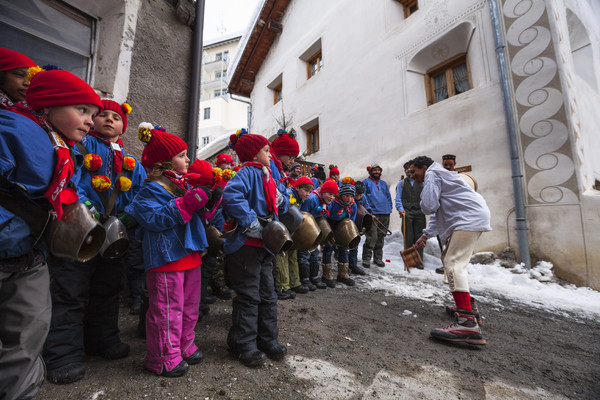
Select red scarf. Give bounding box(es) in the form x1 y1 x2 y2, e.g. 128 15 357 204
162 170 188 192
334 198 355 217
87 131 124 173
242 162 278 216
7 100 78 220
269 148 284 174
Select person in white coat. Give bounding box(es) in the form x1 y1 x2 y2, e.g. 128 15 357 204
412 156 491 345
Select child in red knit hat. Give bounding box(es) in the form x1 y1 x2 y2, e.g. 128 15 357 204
0 67 101 398
125 123 211 378
221 129 290 367
215 153 235 170
329 164 340 183
0 47 37 107
42 99 148 385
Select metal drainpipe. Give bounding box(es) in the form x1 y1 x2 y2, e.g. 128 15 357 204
229 93 253 132
186 0 205 163
489 0 532 269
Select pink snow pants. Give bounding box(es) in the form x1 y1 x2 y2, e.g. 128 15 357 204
144 266 201 374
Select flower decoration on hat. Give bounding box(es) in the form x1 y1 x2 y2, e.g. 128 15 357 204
228 128 248 149
213 167 223 184
84 153 103 171
311 164 318 170
342 176 355 185
116 176 132 192
329 164 337 170
123 156 136 171
26 65 43 82
138 122 154 144
289 194 297 205
92 175 111 192
222 169 235 181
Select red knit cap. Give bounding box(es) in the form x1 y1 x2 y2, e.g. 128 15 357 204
320 179 339 195
329 164 340 177
26 70 102 111
0 48 36 71
270 129 299 157
293 176 314 189
138 123 188 169
229 129 269 163
215 153 234 166
186 159 214 186
101 100 131 133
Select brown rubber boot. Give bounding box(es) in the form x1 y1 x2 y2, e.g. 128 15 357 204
336 263 355 286
321 263 336 288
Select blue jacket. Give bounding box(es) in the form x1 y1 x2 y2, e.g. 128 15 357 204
355 194 372 212
286 187 306 208
328 198 357 222
269 158 288 194
310 177 320 189
0 110 60 258
221 164 289 254
363 177 392 214
209 208 226 233
300 191 328 219
124 181 208 271
76 135 146 216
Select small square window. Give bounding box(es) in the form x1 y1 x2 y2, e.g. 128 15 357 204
306 125 319 155
273 82 282 105
307 51 323 79
202 136 210 145
203 107 210 119
425 54 472 105
396 0 419 18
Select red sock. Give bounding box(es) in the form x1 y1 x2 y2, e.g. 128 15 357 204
452 291 472 312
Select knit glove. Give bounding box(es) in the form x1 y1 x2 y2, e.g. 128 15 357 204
245 218 263 239
203 186 223 213
175 187 209 222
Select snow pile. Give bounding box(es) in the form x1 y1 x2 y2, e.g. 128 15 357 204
352 232 600 322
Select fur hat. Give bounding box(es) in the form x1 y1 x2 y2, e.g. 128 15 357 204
320 179 339 195
215 153 234 166
26 69 102 111
101 99 131 133
186 159 214 186
138 123 188 169
228 128 269 163
329 164 340 177
0 48 36 71
270 129 299 157
339 177 356 196
293 176 314 189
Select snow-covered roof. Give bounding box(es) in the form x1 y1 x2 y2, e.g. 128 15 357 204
196 130 234 160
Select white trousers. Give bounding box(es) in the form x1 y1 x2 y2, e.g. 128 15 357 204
441 231 482 292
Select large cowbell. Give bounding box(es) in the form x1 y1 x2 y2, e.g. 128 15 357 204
262 220 293 254
46 202 106 262
99 216 129 259
291 212 322 251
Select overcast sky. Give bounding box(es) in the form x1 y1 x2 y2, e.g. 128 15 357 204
202 0 261 42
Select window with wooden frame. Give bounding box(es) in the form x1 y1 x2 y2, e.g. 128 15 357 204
203 107 210 119
273 82 282 105
425 54 472 105
307 51 323 79
306 125 319 155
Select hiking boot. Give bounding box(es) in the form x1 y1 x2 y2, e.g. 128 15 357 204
277 290 296 300
152 360 188 377
291 284 309 294
230 349 266 368
302 278 317 291
374 260 385 267
349 264 366 276
446 297 482 326
310 278 327 289
362 260 371 268
258 342 287 361
430 309 486 345
336 263 355 286
322 263 336 288
47 362 85 384
184 349 204 365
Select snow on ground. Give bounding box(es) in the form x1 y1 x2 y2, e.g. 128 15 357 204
350 231 600 322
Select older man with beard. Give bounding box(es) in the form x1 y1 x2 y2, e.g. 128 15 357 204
412 156 491 345
362 163 392 267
